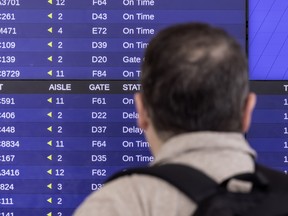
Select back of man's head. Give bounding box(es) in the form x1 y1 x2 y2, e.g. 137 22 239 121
141 23 249 140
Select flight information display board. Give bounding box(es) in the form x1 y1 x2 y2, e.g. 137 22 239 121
247 0 288 174
0 1 246 215
249 0 288 80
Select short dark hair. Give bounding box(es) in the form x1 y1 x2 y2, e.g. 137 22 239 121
141 23 249 140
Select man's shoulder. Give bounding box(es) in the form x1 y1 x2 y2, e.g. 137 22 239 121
74 173 194 216
107 172 183 195
73 175 146 216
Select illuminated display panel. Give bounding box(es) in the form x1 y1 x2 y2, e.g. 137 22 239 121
248 0 288 173
0 0 245 214
249 0 288 80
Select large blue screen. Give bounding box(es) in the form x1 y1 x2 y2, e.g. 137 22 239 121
249 0 288 80
0 1 245 215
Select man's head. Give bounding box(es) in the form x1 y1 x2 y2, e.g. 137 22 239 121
135 23 256 153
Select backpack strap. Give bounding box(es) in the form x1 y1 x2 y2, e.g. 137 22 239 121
255 163 288 191
107 164 218 203
242 164 288 216
108 163 288 216
107 163 288 202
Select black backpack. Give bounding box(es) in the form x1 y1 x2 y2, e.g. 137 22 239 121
108 163 288 216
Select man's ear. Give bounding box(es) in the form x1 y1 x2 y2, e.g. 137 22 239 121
134 93 150 130
242 92 257 133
